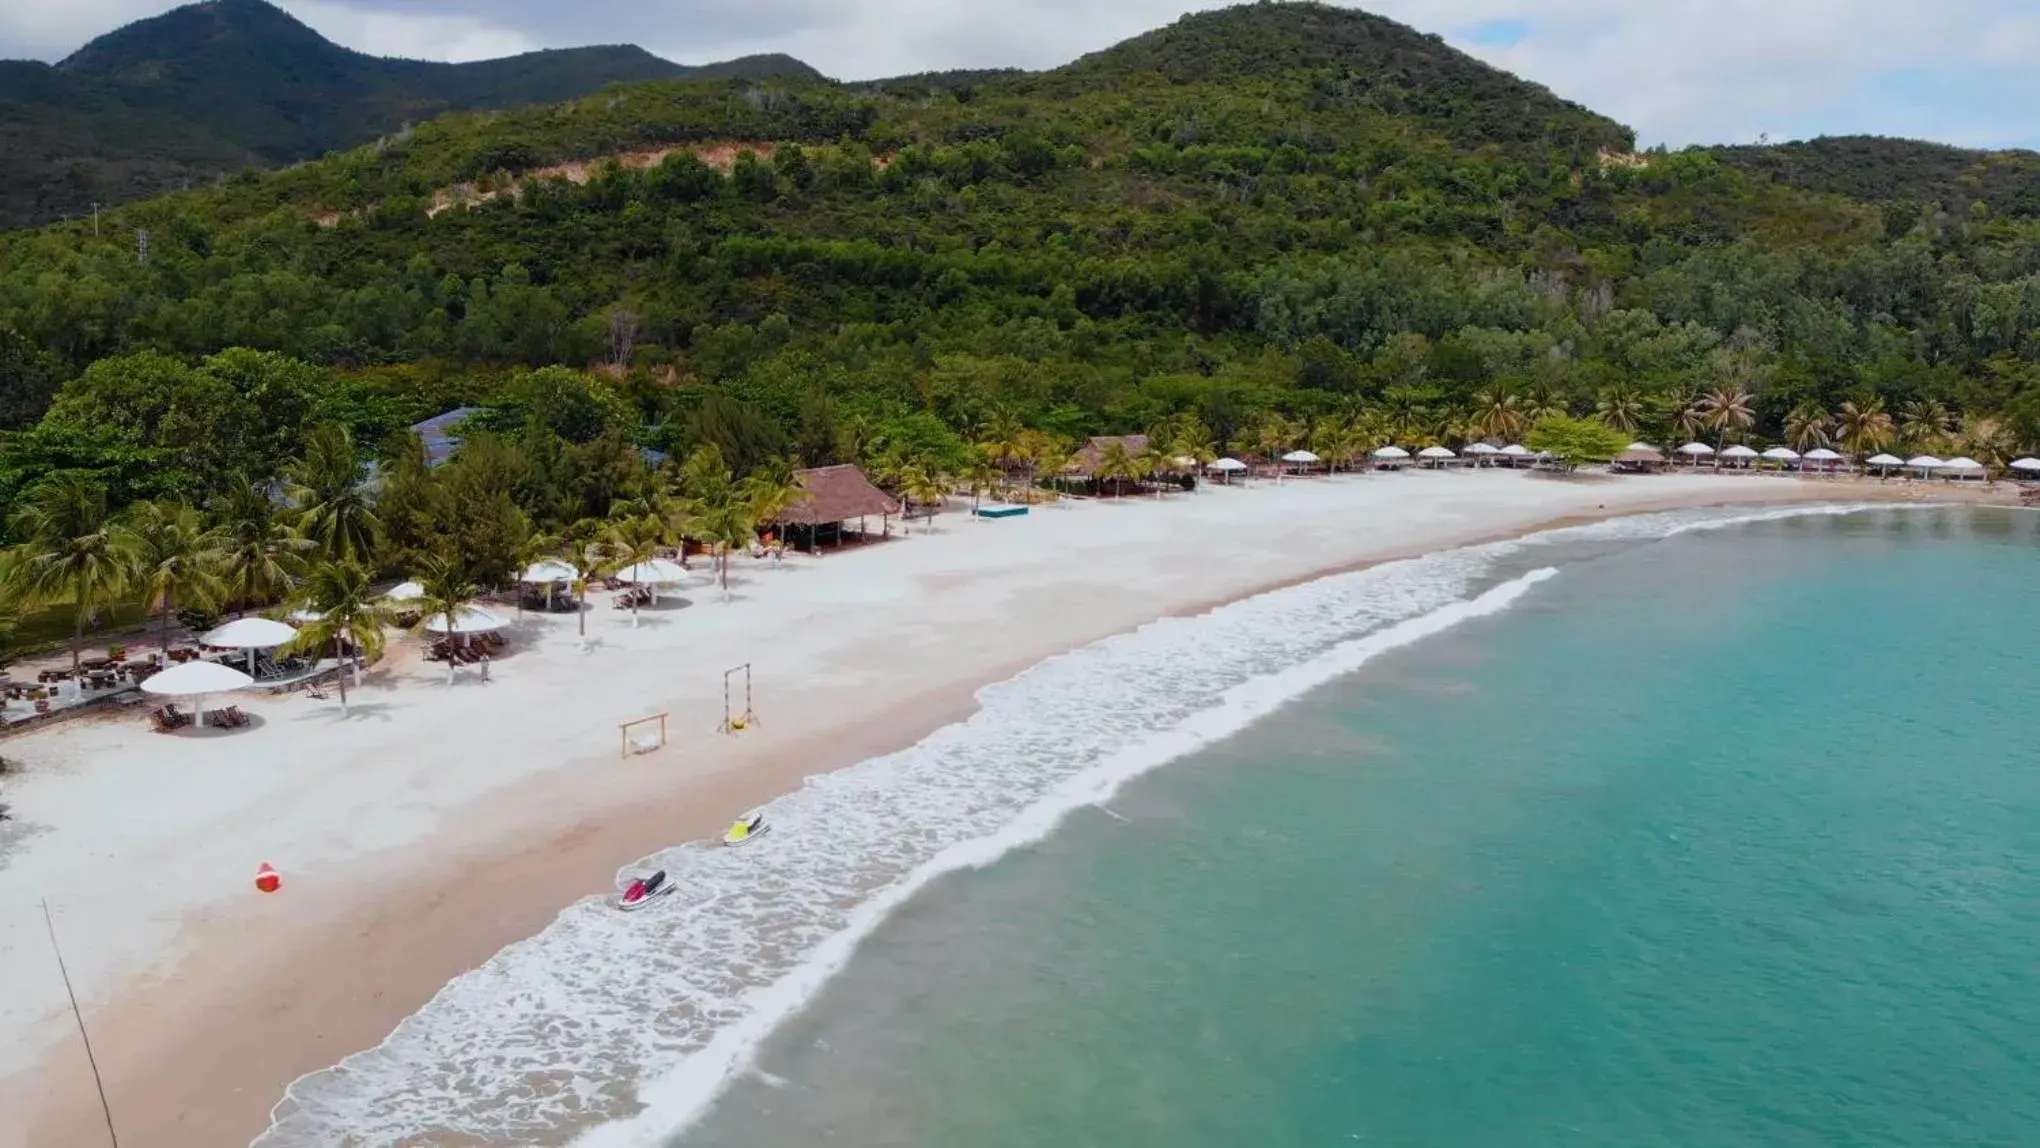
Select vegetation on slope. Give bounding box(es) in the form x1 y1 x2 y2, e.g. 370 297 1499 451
1 2 2039 657
0 0 821 229
1712 135 2040 222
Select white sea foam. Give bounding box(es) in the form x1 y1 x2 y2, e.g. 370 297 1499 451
253 503 1895 1148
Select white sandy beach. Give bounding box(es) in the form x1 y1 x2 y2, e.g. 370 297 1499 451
0 470 1973 1146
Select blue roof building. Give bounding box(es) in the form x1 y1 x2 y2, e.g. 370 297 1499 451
412 407 483 467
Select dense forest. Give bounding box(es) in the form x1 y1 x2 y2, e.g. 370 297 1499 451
0 0 817 229
3 1 2040 659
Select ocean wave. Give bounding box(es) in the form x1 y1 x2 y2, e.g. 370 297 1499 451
253 502 1891 1148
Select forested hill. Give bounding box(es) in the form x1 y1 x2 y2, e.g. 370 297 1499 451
1712 135 2040 220
4 0 2040 562
0 0 820 230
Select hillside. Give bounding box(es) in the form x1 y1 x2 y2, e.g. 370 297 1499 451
1711 135 2040 221
0 0 823 229
1 0 2038 556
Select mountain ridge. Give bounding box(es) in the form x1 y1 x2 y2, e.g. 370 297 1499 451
0 0 824 229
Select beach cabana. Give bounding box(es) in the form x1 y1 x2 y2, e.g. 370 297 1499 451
1498 444 1533 468
778 464 902 552
1279 449 1321 477
1906 455 1946 479
202 617 298 678
1719 445 1759 469
1802 447 1845 475
143 660 255 729
1417 446 1457 469
1676 442 1716 466
1611 444 1668 473
520 559 579 611
1464 443 1500 466
1370 446 1411 470
2010 457 2040 477
1864 453 1903 477
1207 457 1249 485
1761 447 1801 471
615 559 689 602
1945 456 1986 480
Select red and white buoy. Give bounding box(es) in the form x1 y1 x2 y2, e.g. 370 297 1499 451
254 862 281 893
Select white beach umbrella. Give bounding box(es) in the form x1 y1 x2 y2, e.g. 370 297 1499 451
1280 449 1321 464
287 607 326 624
1906 455 1946 470
1720 445 1759 460
1627 442 1658 452
1946 456 1985 476
1371 446 1411 461
1208 457 1249 472
1676 443 1716 465
1804 448 1844 462
421 605 510 634
1866 453 1904 467
1499 444 1532 456
520 559 579 583
1418 446 1456 458
1761 447 1801 461
616 558 688 586
2011 457 2040 472
383 581 426 602
202 617 298 675
143 660 255 727
1466 443 1501 455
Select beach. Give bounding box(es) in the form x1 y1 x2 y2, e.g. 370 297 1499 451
0 470 2007 1147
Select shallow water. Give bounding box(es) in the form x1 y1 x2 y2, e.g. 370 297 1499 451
680 507 2040 1148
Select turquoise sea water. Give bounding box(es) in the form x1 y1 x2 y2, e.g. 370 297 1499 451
677 507 2040 1148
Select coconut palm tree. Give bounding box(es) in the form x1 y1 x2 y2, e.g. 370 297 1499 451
1030 436 1075 501
1521 382 1567 425
1898 399 1956 454
1137 443 1175 496
413 555 478 682
1698 386 1756 452
1472 387 1527 443
680 447 758 599
599 515 665 626
1380 388 1428 446
959 455 1000 515
1960 416 2020 482
215 476 311 614
120 500 227 655
560 521 611 639
1163 416 1217 478
977 411 1027 479
1785 400 1833 452
1094 440 1145 496
1836 398 1895 459
1594 386 1644 435
898 464 951 529
6 475 134 674
290 562 392 711
740 459 807 547
289 425 381 565
1671 399 1709 447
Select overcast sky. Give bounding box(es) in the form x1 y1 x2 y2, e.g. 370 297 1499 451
1 0 2033 149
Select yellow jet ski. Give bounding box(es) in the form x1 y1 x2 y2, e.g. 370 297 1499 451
723 812 768 847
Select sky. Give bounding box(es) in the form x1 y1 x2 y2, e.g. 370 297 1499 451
0 0 2035 150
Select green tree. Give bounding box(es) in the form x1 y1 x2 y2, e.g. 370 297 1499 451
290 425 382 565
1526 414 1628 472
120 500 227 655
289 562 392 712
214 476 311 614
5 475 133 673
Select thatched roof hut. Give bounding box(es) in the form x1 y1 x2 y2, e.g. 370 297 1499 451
1611 446 1668 472
1067 435 1149 477
779 464 901 526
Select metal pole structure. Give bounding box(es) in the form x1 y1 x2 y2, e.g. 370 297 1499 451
42 900 121 1148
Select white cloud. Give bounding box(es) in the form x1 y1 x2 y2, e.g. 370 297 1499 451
0 0 2033 148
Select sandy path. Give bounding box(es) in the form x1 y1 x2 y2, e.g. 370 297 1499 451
0 472 1998 1147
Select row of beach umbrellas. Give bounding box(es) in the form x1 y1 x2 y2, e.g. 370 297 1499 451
1206 443 1546 472
1660 441 2029 475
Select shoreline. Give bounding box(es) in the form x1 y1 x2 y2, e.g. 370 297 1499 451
1 475 2011 1147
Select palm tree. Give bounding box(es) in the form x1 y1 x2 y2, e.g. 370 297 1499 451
1960 416 2020 483
740 460 807 556
1030 437 1075 501
1472 387 1527 443
215 476 311 614
290 562 392 712
290 425 381 565
1785 400 1833 452
959 455 1000 515
1698 386 1756 453
599 515 666 627
6 476 134 674
1380 387 1429 445
977 411 1027 479
1521 382 1567 426
1594 386 1644 435
1137 444 1174 496
1164 418 1217 479
1899 399 1956 454
1094 441 1143 496
1836 397 1896 459
560 521 611 639
679 447 758 599
898 464 950 529
1671 399 1709 447
120 500 227 655
413 555 478 683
